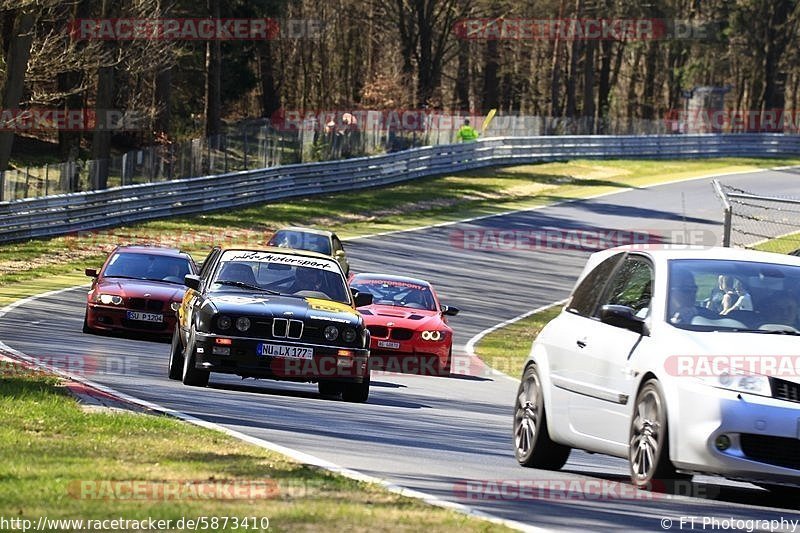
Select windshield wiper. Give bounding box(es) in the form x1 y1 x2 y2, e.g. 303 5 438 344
735 328 800 336
215 280 279 294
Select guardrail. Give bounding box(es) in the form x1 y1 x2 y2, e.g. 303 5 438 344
3 133 800 243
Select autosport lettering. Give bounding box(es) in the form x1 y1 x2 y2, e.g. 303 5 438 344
221 250 335 270
356 279 427 290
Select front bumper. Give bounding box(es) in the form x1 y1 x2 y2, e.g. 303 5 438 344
193 331 370 383
368 339 450 376
86 303 176 335
672 381 800 486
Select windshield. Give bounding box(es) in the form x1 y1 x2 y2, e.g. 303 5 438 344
212 251 349 304
350 278 436 311
102 252 192 285
668 259 800 333
269 230 332 256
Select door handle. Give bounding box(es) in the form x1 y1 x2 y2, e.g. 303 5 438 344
576 340 587 348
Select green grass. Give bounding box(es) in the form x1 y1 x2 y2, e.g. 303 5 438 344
3 157 799 301
752 231 800 254
474 305 563 379
0 364 505 532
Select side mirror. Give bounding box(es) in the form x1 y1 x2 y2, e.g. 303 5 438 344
353 291 373 308
599 304 646 335
85 268 98 278
184 274 201 291
442 305 460 316
335 250 345 257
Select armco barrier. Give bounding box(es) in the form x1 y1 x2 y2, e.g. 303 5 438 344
2 134 799 243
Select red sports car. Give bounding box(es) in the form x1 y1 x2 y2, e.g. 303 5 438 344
83 246 197 339
349 273 459 376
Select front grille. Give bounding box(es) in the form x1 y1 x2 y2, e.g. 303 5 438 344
272 318 303 339
127 298 164 312
391 328 414 341
740 434 800 470
368 326 389 338
771 377 800 403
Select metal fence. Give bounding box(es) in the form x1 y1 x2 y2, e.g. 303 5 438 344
3 133 800 244
0 113 711 203
713 179 800 251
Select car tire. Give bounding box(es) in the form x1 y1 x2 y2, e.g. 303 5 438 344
82 311 95 334
168 329 185 381
318 381 342 398
181 333 209 387
342 375 370 403
514 363 571 469
629 379 688 492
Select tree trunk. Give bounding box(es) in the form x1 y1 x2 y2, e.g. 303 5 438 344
454 38 470 111
481 40 499 112
0 9 36 173
258 40 281 118
204 0 222 137
153 68 172 136
583 40 595 133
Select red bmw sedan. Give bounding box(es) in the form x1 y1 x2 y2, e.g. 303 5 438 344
83 246 197 339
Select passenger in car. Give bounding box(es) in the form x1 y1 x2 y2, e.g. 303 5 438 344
720 279 753 315
705 275 732 313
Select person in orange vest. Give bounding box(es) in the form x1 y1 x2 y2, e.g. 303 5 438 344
456 119 479 142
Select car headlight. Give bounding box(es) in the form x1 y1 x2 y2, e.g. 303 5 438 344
98 294 123 305
324 325 339 341
217 315 232 330
342 327 357 343
421 330 444 341
699 371 772 397
236 317 251 332
170 302 180 312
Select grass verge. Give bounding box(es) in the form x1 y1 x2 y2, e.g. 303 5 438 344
752 232 800 255
0 363 505 532
2 157 799 305
472 305 563 380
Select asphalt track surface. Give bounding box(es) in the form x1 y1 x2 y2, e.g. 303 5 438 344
4 169 800 531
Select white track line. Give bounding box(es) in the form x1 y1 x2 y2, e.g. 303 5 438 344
2 164 797 533
0 289 545 533
342 165 800 242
